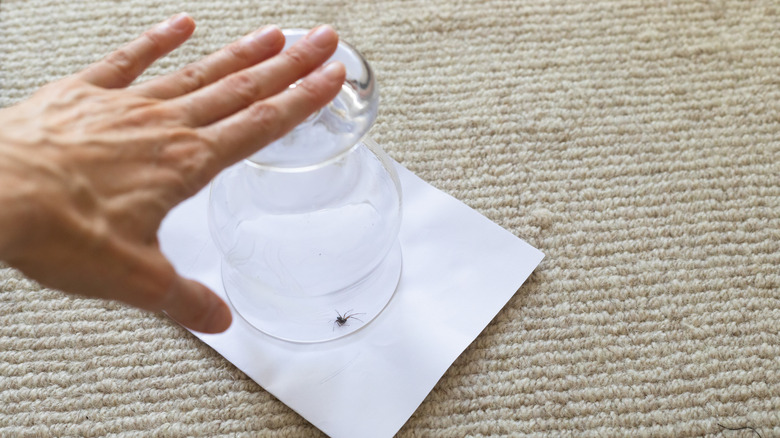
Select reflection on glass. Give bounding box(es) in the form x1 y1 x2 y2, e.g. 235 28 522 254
208 30 402 343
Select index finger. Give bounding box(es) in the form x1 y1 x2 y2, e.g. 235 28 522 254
133 25 285 99
77 13 195 88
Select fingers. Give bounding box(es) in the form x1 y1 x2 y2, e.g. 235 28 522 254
77 13 196 89
174 25 339 127
199 61 346 168
134 25 284 99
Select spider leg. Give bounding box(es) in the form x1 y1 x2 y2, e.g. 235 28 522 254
345 311 365 323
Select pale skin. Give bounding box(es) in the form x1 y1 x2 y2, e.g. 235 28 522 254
0 14 346 333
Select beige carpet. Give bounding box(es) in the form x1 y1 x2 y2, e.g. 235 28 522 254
2 0 779 436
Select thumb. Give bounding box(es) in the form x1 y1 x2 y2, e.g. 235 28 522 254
127 245 232 333
161 275 233 333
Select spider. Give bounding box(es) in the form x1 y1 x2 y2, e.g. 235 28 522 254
333 310 364 330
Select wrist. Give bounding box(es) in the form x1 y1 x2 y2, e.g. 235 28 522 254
0 126 38 262
0 174 36 263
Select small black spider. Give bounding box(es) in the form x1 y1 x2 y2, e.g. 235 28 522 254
333 310 364 330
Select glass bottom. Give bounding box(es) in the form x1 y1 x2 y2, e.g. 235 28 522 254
222 243 402 343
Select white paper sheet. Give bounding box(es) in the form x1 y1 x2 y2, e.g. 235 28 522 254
159 163 544 437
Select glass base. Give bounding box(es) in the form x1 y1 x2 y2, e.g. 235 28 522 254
222 243 402 343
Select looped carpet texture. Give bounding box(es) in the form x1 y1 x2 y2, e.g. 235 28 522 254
1 0 778 436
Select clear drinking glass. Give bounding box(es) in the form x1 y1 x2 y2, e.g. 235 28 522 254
208 30 402 343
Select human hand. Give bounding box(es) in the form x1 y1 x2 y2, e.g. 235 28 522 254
0 14 346 333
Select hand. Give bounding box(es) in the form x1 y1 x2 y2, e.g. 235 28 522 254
0 14 346 333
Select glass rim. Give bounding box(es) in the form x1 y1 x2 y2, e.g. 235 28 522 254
244 28 378 171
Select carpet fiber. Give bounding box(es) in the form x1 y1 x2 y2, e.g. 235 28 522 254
1 0 779 436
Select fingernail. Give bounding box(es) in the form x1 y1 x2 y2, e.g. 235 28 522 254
242 25 281 45
321 61 346 80
306 25 337 48
166 13 192 32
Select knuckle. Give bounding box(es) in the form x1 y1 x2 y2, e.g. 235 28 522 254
141 29 166 56
247 102 282 136
295 77 324 101
177 64 209 92
225 73 262 107
186 150 218 190
248 101 281 123
159 130 219 195
282 47 309 70
128 102 163 123
227 41 254 64
104 48 138 82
